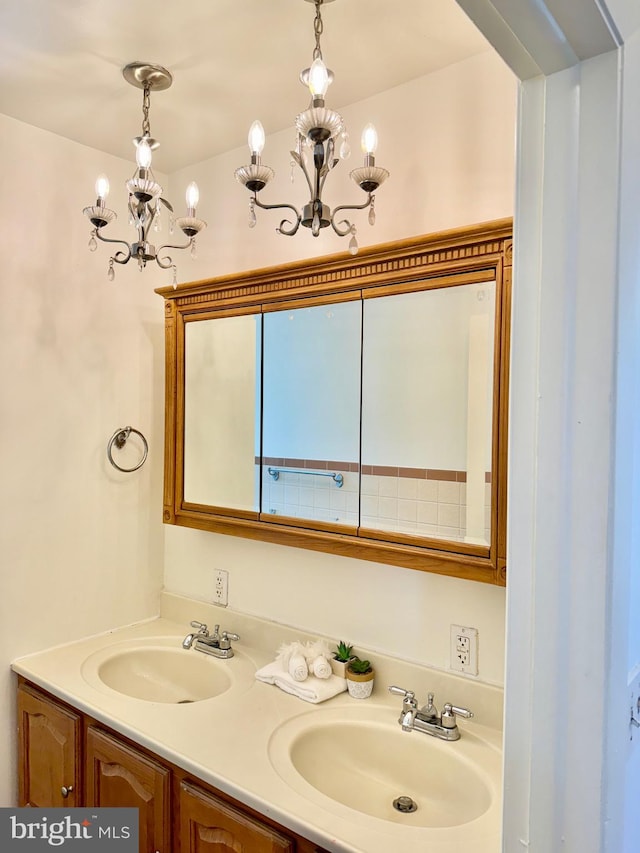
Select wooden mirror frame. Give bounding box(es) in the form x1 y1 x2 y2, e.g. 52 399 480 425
157 218 511 586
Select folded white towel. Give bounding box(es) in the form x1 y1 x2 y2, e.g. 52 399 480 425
309 654 332 679
288 653 309 682
255 661 347 703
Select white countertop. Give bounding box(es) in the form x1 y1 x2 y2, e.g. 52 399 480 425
12 594 503 853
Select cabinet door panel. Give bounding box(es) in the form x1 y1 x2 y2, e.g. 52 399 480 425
179 781 292 853
17 684 81 807
86 726 171 853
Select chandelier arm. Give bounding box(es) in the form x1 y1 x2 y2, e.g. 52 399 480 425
292 147 314 197
252 196 302 236
317 163 332 196
94 230 132 264
155 238 193 269
330 196 373 236
129 197 158 238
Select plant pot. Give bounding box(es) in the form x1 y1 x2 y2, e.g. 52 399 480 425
346 669 375 699
330 657 351 679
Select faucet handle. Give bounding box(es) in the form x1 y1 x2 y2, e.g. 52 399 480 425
221 631 240 642
388 685 418 710
441 702 474 729
219 630 240 650
190 621 208 635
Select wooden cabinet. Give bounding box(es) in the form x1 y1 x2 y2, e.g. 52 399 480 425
16 680 329 853
17 682 81 807
86 726 171 853
179 780 293 853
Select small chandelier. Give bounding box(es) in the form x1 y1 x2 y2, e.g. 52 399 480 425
234 0 389 254
83 62 206 285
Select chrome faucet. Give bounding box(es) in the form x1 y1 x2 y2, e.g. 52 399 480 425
182 621 240 659
389 685 473 741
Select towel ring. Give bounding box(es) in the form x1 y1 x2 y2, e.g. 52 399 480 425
107 426 148 473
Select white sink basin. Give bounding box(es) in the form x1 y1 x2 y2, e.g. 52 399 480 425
81 637 251 704
268 705 501 828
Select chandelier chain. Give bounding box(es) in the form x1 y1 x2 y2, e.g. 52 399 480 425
312 1 324 61
142 84 151 137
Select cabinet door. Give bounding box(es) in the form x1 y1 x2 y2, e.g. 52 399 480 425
86 726 171 853
179 781 293 853
17 683 81 807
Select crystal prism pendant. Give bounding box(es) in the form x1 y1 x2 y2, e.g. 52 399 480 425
172 265 178 289
248 202 257 228
368 198 376 226
88 234 97 252
348 228 358 255
107 260 115 282
190 238 197 259
169 215 175 235
340 133 351 159
312 214 320 237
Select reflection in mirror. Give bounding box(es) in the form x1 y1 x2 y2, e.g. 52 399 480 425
184 313 261 512
361 281 495 544
262 300 362 527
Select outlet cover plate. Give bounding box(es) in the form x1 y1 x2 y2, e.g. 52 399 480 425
214 569 228 607
450 624 478 676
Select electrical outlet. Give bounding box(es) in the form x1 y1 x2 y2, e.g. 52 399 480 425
450 625 478 675
214 569 228 607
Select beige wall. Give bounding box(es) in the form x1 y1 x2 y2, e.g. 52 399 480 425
164 51 516 686
0 114 166 805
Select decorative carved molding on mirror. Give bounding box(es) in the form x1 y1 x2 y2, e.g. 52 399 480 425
157 219 511 585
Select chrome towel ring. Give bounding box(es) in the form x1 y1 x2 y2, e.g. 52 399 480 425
107 426 148 472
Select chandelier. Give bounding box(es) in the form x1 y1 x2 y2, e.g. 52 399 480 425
234 0 389 254
83 62 206 285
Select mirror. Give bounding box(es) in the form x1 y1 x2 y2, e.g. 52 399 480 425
262 297 362 528
184 311 261 512
361 280 495 546
159 219 511 585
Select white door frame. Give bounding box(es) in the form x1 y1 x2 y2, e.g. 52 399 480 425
454 2 640 850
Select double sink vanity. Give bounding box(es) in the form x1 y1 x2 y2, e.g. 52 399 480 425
13 593 503 853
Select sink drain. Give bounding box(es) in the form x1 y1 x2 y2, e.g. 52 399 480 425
393 795 418 813
177 699 194 704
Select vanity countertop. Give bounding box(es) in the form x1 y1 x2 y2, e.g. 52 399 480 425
12 592 503 853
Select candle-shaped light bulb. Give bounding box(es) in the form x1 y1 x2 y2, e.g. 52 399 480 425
361 123 379 156
136 139 153 169
308 58 330 98
95 174 110 201
185 181 199 212
248 121 265 156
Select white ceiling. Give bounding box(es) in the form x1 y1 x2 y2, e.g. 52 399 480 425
0 0 492 173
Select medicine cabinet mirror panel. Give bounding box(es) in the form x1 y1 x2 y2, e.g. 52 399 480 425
262 297 362 529
184 311 261 513
361 280 495 547
159 219 511 585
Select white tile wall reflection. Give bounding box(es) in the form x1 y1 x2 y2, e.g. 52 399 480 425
261 466 491 543
261 466 359 525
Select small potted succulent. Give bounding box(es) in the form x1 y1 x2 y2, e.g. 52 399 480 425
346 656 375 699
331 641 354 678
